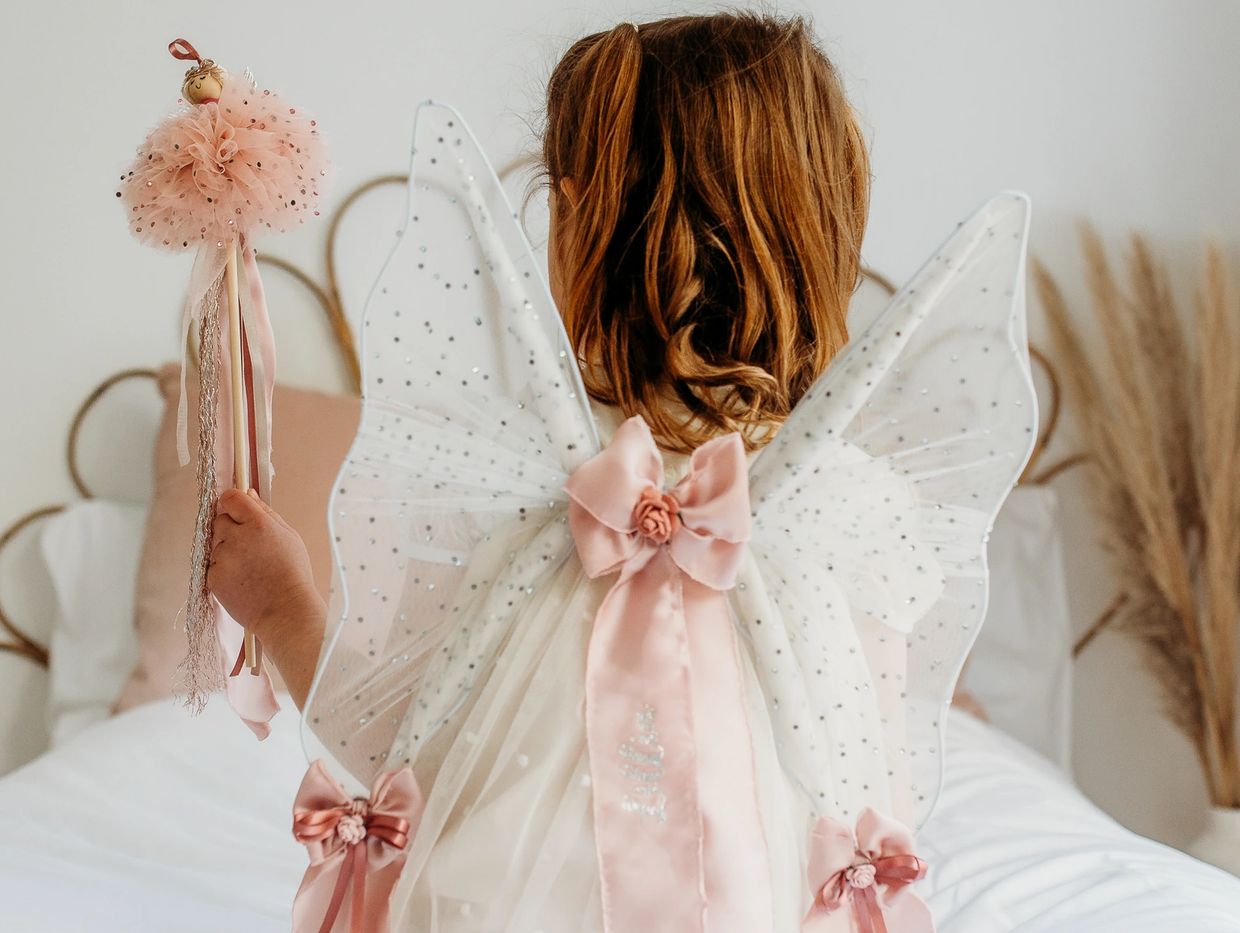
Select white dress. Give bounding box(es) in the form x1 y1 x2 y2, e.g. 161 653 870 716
387 402 811 931
298 101 1037 932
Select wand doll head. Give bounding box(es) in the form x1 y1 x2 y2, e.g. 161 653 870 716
172 39 227 105
541 13 871 454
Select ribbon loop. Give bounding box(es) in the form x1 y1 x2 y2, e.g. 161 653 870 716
564 415 772 932
168 38 204 63
292 760 422 933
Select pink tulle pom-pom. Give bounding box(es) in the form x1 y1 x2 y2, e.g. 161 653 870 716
118 78 328 250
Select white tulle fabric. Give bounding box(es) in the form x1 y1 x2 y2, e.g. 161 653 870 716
299 100 1037 931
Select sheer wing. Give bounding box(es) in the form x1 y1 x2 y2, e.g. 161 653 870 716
300 101 598 785
734 191 1036 830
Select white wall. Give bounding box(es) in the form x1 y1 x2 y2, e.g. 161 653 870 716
2 0 1237 848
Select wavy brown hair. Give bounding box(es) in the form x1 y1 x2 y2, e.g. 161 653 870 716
542 12 871 453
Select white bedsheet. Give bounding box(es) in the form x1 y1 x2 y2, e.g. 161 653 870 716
923 714 1240 931
0 697 1236 932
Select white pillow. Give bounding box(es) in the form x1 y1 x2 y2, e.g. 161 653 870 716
38 500 148 744
959 485 1074 769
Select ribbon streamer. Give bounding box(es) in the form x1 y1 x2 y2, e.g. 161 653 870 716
172 233 280 735
293 760 422 933
564 415 773 932
222 234 278 683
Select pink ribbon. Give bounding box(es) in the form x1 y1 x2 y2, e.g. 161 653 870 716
168 37 205 64
564 415 772 932
803 808 934 933
196 233 279 735
224 235 279 689
292 760 422 933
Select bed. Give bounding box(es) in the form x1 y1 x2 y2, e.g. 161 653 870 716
2 175 1238 932
0 695 1236 932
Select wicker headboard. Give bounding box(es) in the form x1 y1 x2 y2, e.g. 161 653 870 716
0 169 1075 668
0 170 399 669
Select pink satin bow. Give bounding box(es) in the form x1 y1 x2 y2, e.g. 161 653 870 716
565 415 773 932
803 808 934 933
292 760 423 933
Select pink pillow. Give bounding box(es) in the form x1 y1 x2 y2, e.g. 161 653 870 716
113 363 360 711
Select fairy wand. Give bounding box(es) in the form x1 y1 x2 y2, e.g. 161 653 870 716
117 38 329 737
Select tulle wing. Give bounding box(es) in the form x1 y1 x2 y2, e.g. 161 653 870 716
300 101 598 786
734 191 1036 830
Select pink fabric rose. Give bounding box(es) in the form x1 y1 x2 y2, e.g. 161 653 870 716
633 486 681 543
845 861 877 889
336 811 367 845
213 124 239 166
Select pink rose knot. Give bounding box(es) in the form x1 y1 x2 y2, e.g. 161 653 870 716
336 798 370 845
845 861 877 889
633 486 681 544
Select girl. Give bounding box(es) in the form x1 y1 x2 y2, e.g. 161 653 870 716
208 12 1033 931
211 8 869 718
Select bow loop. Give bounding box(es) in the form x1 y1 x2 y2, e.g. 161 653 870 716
565 416 665 535
666 431 750 590
292 760 422 933
293 760 356 863
293 803 351 862
807 816 860 910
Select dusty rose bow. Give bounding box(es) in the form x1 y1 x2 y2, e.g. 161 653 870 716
564 415 773 932
292 759 423 933
565 415 750 587
803 808 934 933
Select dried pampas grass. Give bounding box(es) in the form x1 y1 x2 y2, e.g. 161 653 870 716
1034 229 1240 806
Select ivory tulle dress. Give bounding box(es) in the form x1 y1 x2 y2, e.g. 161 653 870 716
295 101 1037 932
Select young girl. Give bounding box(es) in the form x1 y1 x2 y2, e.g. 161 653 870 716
207 12 1033 932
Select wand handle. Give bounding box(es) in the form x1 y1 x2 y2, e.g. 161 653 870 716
225 245 262 673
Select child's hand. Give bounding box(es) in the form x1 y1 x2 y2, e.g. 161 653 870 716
208 488 321 641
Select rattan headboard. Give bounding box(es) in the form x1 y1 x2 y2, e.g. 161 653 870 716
0 170 1076 668
0 169 401 669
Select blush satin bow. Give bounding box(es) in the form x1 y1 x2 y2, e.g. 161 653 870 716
292 759 423 933
803 808 934 933
564 415 773 932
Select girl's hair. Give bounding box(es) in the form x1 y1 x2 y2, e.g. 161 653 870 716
542 12 871 453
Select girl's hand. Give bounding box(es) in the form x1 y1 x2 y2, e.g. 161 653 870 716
208 488 319 640
208 488 326 710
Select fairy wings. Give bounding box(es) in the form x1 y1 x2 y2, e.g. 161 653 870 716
299 100 1036 832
